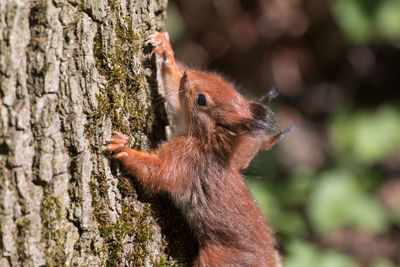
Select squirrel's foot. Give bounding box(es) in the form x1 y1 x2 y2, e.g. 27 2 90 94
106 132 130 159
145 31 175 68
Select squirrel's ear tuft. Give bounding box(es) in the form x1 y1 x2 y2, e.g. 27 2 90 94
260 122 298 150
258 88 279 105
249 102 279 133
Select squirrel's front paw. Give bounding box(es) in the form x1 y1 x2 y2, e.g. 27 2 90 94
145 31 168 47
106 132 130 159
145 31 174 66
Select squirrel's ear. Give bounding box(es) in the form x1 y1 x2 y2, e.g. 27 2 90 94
217 101 279 133
260 123 298 150
249 101 279 132
258 88 279 105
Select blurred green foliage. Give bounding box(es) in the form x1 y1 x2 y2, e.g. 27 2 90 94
284 240 358 267
330 106 400 164
246 104 400 267
332 0 400 42
308 169 388 234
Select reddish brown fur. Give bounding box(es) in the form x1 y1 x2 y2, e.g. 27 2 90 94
107 67 283 266
145 32 281 171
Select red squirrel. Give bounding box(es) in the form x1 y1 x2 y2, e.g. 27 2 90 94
106 32 294 266
144 32 294 170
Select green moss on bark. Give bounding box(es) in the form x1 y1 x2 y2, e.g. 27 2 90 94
91 15 152 149
40 193 67 266
15 217 30 264
89 1 195 266
88 0 164 263
90 174 156 266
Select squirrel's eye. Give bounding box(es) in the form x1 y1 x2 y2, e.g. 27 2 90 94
197 94 207 106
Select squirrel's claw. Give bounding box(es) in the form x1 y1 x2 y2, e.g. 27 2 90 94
145 37 162 47
113 132 130 141
105 132 130 154
145 31 175 66
113 151 128 159
106 143 124 151
145 31 168 48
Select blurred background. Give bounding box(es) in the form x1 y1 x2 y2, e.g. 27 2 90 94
165 0 400 266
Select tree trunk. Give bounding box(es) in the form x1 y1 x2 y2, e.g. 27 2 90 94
0 0 195 266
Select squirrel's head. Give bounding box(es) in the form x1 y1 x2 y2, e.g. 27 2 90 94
178 69 278 138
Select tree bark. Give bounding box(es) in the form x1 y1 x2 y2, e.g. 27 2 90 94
0 0 195 266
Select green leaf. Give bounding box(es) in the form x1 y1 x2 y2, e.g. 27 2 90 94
371 258 395 267
275 211 307 237
320 251 359 267
284 239 320 267
330 105 400 164
331 0 400 43
376 0 400 39
331 0 372 43
352 106 400 163
284 239 359 267
308 169 388 233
